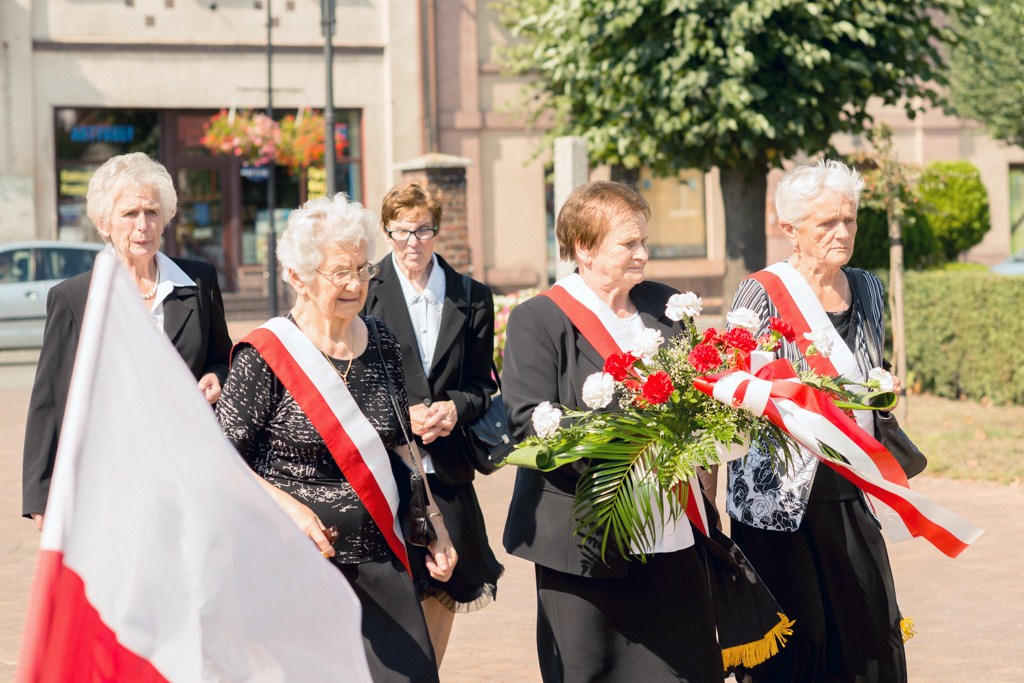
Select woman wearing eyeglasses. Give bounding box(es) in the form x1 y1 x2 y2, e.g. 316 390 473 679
363 181 503 667
217 193 457 682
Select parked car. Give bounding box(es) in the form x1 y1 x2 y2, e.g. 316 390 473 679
990 249 1024 275
0 241 104 350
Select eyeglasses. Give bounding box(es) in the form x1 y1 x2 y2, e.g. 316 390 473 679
385 225 439 243
315 263 380 286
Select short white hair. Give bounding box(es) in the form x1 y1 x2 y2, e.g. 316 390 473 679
277 193 378 283
86 152 178 235
775 159 864 228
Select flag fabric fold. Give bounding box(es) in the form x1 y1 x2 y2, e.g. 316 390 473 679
18 252 373 683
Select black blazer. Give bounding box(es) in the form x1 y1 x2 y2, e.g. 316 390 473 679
501 279 686 578
21 256 232 517
363 253 497 487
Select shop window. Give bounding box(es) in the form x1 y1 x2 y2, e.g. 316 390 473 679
53 108 159 241
637 168 708 259
1010 165 1024 254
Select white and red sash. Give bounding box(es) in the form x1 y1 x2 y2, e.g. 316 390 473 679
241 317 411 574
707 264 983 557
543 275 706 551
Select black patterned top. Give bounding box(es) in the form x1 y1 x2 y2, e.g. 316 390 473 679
217 315 411 564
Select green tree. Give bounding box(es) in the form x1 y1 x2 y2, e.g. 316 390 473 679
918 160 991 261
497 0 976 297
950 2 1024 148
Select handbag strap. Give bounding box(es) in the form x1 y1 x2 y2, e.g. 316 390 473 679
847 269 884 369
460 273 502 393
365 316 427 481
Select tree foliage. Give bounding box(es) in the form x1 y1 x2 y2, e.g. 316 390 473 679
497 0 975 176
949 2 1024 148
918 161 991 260
496 0 977 296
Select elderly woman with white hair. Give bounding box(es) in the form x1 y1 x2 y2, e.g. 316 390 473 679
216 193 456 682
23 152 231 528
725 159 907 682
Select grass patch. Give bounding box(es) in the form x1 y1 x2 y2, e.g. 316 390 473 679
901 393 1024 484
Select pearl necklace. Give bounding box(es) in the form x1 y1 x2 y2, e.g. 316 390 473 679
140 263 161 301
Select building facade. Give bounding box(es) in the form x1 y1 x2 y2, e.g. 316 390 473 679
2 0 1021 312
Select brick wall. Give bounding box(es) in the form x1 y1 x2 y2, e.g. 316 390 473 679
398 154 471 273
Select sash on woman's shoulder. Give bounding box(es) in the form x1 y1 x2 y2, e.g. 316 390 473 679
542 274 703 549
543 274 794 670
240 317 410 575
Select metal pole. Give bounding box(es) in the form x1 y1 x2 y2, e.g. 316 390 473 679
266 0 278 318
322 0 336 196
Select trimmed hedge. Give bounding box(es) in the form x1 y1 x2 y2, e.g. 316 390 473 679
904 271 1024 404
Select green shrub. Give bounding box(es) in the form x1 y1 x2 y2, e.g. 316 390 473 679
918 161 991 261
904 271 1024 404
850 203 937 270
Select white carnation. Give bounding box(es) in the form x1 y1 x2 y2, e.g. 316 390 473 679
531 401 563 439
665 292 703 321
803 329 834 357
627 327 664 360
582 372 616 410
868 367 895 391
726 307 760 332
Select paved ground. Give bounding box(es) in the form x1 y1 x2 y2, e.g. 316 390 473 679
2 329 1022 681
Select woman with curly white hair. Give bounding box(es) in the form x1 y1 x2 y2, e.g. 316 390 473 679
726 159 907 682
216 193 456 682
23 152 231 529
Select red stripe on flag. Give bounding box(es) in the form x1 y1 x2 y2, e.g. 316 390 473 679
542 286 624 359
243 329 412 575
18 550 169 683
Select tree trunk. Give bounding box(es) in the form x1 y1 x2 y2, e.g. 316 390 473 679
888 212 909 422
720 167 769 309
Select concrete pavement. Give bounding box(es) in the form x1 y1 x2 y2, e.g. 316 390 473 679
1 339 1021 681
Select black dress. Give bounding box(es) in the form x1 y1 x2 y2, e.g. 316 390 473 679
217 316 439 683
732 303 907 683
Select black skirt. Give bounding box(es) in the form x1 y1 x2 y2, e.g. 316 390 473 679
335 556 439 683
534 546 723 683
412 473 504 612
730 495 907 683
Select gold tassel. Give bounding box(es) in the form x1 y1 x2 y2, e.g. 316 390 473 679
721 612 797 669
900 616 916 643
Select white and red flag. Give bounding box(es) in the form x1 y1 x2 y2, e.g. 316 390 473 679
18 252 373 682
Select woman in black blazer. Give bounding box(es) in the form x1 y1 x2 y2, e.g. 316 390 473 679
22 153 231 528
363 181 502 666
502 182 722 682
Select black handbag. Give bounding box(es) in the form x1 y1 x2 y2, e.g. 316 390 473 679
850 271 928 479
459 275 515 474
368 317 438 548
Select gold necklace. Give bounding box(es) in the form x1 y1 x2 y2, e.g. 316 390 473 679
321 350 355 384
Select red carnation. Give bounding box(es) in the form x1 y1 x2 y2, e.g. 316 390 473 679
723 327 757 353
702 328 723 346
641 371 675 405
768 316 796 342
688 343 722 373
604 352 639 381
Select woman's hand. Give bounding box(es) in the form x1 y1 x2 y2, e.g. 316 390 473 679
254 475 335 557
198 373 222 404
880 375 903 413
410 401 457 444
424 515 458 582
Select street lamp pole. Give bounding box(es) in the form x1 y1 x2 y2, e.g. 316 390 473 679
266 0 278 317
322 0 336 196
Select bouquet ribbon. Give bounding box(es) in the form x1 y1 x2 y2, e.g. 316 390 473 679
694 358 983 558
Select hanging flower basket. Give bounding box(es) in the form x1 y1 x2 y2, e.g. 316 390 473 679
276 111 349 175
200 109 278 168
201 109 348 176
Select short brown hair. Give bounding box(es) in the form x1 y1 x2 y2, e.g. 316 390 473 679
380 181 443 230
555 181 650 262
